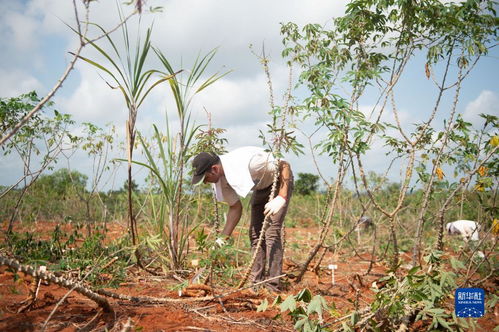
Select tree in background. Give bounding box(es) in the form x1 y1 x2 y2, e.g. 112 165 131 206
122 179 140 193
295 172 320 196
1 168 89 224
0 92 78 232
35 168 88 197
67 123 117 228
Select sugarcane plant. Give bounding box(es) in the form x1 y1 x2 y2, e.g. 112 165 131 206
74 14 177 247
134 49 229 270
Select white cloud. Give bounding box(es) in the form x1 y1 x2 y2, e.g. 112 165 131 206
56 64 127 125
147 0 348 77
0 0 76 53
463 90 499 127
193 75 269 127
0 69 42 98
224 122 269 149
4 12 40 50
27 0 78 36
2 0 496 191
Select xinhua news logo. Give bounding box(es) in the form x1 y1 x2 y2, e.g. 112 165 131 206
455 288 485 318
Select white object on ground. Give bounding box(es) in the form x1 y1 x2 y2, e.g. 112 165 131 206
328 264 338 285
475 251 485 259
445 220 480 241
215 237 226 247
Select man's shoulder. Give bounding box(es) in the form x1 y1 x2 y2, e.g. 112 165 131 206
228 146 264 154
221 146 266 160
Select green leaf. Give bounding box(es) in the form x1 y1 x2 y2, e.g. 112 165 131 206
454 313 468 328
407 266 421 275
272 295 283 306
450 257 466 270
306 295 326 322
342 322 354 332
351 311 359 325
280 295 297 313
426 308 445 315
435 316 451 330
294 317 308 330
257 298 268 312
296 288 312 303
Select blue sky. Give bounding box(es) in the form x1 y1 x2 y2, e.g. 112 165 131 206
1 0 497 191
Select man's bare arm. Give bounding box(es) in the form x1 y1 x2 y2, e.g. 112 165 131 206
278 161 292 200
221 199 243 236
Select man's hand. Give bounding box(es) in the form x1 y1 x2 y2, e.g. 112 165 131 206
264 196 286 217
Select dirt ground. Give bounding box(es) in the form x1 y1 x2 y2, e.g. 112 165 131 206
0 221 497 331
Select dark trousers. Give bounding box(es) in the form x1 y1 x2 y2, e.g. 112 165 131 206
249 177 293 290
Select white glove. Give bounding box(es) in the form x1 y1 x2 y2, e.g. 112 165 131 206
264 196 286 217
215 237 226 247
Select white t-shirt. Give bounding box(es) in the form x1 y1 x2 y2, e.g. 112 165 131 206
213 146 277 205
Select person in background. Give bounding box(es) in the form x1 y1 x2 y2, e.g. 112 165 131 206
191 146 293 292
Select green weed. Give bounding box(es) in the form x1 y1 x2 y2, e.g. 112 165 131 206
258 288 330 332
3 225 133 288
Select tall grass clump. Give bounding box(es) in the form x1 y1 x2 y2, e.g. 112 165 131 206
75 12 176 246
135 49 228 270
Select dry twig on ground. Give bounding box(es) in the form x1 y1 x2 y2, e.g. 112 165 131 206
0 254 113 313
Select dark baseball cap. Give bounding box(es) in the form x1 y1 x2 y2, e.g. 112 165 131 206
191 152 220 185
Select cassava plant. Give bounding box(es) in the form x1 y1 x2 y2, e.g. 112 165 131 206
0 91 78 232
62 122 117 232
340 251 469 331
280 0 497 277
257 288 330 332
0 1 144 147
236 48 303 288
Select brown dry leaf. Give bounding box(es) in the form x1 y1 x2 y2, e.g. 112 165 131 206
478 166 487 177
490 135 499 147
425 63 431 79
492 219 499 235
435 167 445 180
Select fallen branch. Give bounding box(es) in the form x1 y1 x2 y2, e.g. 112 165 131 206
0 253 283 308
96 273 285 304
0 254 113 313
323 306 370 328
41 257 110 332
17 265 44 313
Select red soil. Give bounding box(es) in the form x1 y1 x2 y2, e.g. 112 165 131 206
0 221 496 331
